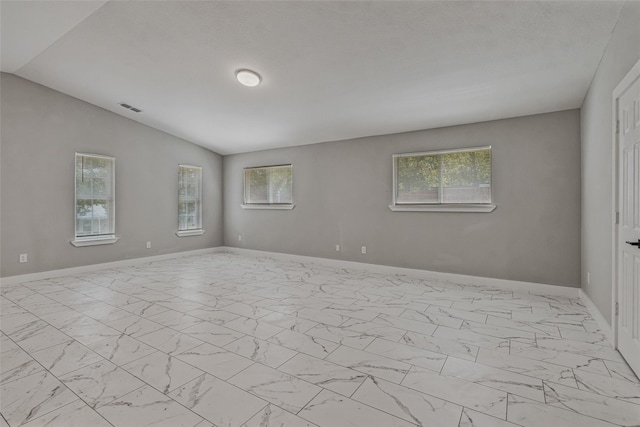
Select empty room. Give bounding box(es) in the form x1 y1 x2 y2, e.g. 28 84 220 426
1 1 640 426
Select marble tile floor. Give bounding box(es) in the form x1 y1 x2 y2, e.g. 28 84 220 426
1 252 639 427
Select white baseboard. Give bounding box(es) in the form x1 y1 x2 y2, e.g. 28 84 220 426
580 289 614 345
1 245 581 300
0 248 224 286
219 247 580 298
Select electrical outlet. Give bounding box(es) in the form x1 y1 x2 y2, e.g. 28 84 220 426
19 253 27 263
361 246 367 254
336 244 341 252
238 234 242 242
146 241 151 249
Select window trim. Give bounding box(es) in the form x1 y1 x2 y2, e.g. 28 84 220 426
242 164 295 209
72 153 118 247
390 146 496 213
177 164 204 236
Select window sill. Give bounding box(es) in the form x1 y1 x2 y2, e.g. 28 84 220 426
71 235 119 247
241 204 295 210
388 204 496 213
176 229 206 237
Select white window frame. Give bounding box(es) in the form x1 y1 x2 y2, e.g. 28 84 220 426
241 164 295 210
176 165 205 237
390 146 496 213
71 153 119 247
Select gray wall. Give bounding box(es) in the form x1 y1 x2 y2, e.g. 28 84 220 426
581 2 640 323
0 73 223 277
224 110 581 287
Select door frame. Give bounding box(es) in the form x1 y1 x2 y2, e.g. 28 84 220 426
611 57 640 348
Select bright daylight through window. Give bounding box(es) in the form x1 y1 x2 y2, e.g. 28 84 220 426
243 164 293 209
178 165 202 233
73 153 117 246
391 146 494 212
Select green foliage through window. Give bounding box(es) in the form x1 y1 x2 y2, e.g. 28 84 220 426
394 147 491 204
178 165 202 231
75 154 115 236
244 165 292 204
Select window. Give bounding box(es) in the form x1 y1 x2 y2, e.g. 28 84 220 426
72 153 118 246
177 165 204 237
242 164 294 209
390 146 495 212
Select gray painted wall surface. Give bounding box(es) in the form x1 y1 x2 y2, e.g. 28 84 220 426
1 74 223 277
224 110 581 287
581 2 640 323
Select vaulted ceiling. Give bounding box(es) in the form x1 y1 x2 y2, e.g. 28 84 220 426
1 1 623 155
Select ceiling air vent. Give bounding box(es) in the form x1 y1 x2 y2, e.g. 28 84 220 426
119 102 142 113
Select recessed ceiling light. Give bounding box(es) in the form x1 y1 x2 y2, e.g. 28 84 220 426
236 69 261 87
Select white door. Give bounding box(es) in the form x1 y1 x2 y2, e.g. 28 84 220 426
617 71 640 377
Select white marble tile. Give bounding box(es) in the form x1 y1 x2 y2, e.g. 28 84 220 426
0 333 20 354
458 408 521 427
59 319 122 345
278 353 367 396
59 360 146 408
432 326 510 353
298 389 416 427
223 302 274 319
120 301 170 317
321 304 379 322
400 308 464 329
461 320 536 343
401 331 478 361
352 376 462 426
304 324 376 350
31 340 104 377
325 345 410 384
604 359 640 384
145 309 206 331
269 329 338 359
296 307 348 327
188 307 241 324
486 315 561 337
122 351 204 394
441 357 545 402
20 399 111 427
137 328 203 355
476 348 577 387
242 404 318 427
558 327 610 346
0 347 43 385
109 315 164 338
97 384 204 427
228 363 322 413
224 335 297 368
182 321 245 346
340 318 407 342
574 369 640 404
507 394 619 427
372 313 439 336
175 342 253 380
89 333 157 366
14 324 74 353
535 336 625 363
509 341 610 376
365 337 447 372
426 304 488 324
510 312 589 331
401 366 507 419
1 370 78 426
259 311 318 333
224 316 285 339
544 381 640 426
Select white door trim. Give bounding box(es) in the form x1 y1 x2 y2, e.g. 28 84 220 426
611 57 640 349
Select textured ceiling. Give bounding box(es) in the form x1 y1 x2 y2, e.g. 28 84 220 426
0 1 623 155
